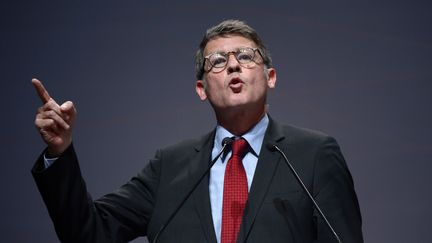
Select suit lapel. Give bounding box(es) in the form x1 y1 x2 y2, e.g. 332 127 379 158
237 118 286 242
190 131 218 243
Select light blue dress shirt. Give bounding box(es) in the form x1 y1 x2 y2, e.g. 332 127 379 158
209 114 269 243
43 155 58 168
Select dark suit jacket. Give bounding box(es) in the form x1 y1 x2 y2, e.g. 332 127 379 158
32 118 363 243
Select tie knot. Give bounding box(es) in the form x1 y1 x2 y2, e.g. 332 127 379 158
231 138 249 158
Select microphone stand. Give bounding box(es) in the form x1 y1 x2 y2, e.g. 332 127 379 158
270 144 342 243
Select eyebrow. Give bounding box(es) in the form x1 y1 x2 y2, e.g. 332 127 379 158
207 47 254 56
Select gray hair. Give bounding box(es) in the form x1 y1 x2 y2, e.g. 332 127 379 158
194 19 273 80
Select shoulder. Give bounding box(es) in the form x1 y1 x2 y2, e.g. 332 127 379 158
280 123 330 140
282 124 336 145
269 118 337 148
155 130 215 158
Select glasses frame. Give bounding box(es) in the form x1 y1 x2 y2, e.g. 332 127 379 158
203 47 263 73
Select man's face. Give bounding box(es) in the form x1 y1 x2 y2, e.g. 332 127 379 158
195 35 276 114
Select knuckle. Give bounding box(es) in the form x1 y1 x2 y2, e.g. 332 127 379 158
44 101 53 108
46 119 54 127
46 100 59 110
46 110 57 117
34 120 41 129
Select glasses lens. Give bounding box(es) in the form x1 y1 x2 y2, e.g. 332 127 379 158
209 53 227 68
236 48 255 63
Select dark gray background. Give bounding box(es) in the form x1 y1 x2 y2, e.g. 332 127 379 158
1 1 431 242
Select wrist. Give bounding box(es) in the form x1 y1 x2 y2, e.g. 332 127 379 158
47 141 71 158
46 148 62 158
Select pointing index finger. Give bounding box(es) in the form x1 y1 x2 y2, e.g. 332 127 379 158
32 78 52 104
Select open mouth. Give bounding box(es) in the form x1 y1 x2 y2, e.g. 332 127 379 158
230 77 243 85
229 77 244 92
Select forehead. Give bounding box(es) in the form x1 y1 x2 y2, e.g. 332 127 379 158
204 35 257 55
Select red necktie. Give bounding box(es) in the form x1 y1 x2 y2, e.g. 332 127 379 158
221 138 249 243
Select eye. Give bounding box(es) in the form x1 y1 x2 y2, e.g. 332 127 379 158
237 49 254 62
210 54 227 67
237 52 253 61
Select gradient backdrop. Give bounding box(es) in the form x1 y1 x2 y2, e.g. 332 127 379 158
1 1 431 242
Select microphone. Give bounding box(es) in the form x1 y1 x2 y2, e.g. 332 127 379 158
266 143 342 243
152 137 233 243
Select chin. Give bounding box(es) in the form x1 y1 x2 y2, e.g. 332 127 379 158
227 98 249 106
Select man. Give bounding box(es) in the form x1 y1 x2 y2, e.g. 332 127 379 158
32 20 363 243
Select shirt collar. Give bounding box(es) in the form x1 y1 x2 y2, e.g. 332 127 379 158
214 114 269 156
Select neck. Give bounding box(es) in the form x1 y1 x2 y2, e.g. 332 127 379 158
215 105 266 136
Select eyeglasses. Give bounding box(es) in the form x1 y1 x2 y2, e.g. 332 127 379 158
203 47 262 73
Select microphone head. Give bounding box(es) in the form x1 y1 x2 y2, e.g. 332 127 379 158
222 137 234 147
266 142 278 152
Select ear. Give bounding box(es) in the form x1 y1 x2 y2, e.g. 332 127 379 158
266 68 277 89
195 80 207 101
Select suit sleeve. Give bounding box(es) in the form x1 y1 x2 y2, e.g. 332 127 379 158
32 144 161 243
312 137 364 243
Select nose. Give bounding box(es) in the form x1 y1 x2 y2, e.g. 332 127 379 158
226 53 241 74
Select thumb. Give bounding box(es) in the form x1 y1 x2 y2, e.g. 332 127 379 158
60 101 76 122
60 101 74 111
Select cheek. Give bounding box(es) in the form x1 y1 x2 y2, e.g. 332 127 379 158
248 80 270 99
250 77 269 90
204 78 222 98
206 75 225 89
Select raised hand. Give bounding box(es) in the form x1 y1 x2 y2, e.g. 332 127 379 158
32 78 77 157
